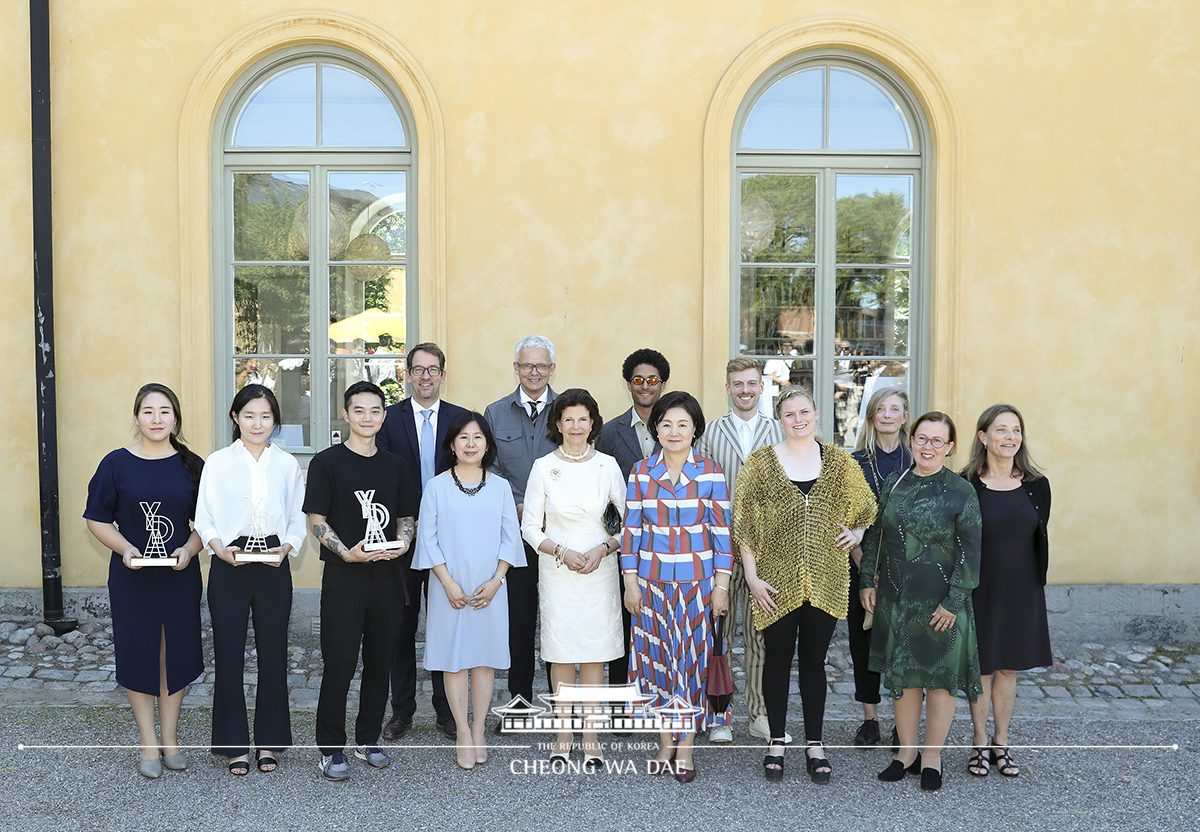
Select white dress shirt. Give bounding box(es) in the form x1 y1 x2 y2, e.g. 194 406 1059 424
735 412 760 459
412 399 441 441
519 388 549 420
631 409 654 459
195 440 307 555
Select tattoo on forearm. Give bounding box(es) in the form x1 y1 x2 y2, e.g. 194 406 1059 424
397 517 415 546
311 523 347 557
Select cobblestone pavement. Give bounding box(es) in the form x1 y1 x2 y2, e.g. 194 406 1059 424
2 618 1198 722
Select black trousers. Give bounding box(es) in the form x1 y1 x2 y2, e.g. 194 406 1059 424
505 542 540 700
207 557 293 757
316 558 404 755
762 602 838 742
390 564 450 722
607 572 632 685
847 561 882 705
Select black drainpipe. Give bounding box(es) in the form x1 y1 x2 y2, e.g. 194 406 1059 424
31 0 77 636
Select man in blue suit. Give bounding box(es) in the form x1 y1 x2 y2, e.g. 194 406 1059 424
595 348 669 692
377 343 467 741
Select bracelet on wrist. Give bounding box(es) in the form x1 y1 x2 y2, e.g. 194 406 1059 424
493 573 506 585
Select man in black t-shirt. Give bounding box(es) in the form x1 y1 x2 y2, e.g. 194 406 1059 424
304 381 418 782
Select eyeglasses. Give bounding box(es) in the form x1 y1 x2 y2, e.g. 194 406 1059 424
630 376 662 386
409 366 443 378
517 363 552 374
912 434 949 449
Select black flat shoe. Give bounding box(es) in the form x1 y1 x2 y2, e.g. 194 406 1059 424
878 753 921 782
763 739 785 782
854 719 881 747
920 766 943 791
805 741 831 784
437 715 458 740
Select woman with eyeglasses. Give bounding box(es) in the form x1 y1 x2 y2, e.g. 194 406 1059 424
847 387 912 748
961 404 1051 779
859 411 982 792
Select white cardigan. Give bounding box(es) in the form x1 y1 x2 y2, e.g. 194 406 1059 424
195 440 306 555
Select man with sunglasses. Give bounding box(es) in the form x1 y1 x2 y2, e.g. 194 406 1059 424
596 348 669 694
484 335 559 726
376 343 467 742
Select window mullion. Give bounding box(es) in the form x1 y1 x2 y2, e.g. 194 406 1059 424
815 168 838 440
313 164 330 450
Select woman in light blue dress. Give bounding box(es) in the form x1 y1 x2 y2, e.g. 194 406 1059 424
415 410 525 770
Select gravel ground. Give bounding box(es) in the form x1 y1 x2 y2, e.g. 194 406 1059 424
0 709 1196 831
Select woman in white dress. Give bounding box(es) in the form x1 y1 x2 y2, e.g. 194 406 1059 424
522 388 626 770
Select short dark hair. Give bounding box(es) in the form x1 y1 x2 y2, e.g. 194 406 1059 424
649 390 705 443
229 384 282 442
441 410 498 470
545 388 604 445
343 380 386 410
911 411 958 447
406 342 446 372
621 349 670 383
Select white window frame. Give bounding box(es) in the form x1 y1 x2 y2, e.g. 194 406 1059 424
212 46 417 458
732 50 931 442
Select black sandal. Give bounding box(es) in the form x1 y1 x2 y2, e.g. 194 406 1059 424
763 739 785 782
967 746 990 777
805 741 831 785
228 759 250 776
990 738 1020 777
256 751 278 773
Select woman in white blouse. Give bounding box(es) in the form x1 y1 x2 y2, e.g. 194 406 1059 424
195 385 306 776
521 388 625 771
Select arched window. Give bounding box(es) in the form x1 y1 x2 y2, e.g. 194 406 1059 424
735 52 928 445
215 48 415 452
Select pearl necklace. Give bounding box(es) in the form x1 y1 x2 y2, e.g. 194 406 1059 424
558 444 591 461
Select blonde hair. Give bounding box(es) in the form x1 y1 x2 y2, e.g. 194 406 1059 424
725 357 762 378
854 387 910 455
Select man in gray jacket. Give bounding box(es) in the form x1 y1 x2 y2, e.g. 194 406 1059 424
483 335 558 716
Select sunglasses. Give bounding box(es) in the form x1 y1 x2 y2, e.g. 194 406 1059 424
630 376 662 386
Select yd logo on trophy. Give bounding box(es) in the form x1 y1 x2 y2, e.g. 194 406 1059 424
229 497 282 563
133 501 177 566
356 489 401 551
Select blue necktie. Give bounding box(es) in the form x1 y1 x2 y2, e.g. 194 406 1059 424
420 409 435 487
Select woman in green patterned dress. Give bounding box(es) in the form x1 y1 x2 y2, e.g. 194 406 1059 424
859 411 982 792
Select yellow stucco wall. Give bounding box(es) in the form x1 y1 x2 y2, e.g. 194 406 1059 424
2 1 1196 591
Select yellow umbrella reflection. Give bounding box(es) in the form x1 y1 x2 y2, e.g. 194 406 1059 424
328 309 406 347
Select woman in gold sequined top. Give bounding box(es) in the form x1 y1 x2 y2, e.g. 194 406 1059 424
734 386 876 784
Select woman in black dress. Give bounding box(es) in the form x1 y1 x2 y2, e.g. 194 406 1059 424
961 404 1051 778
84 383 205 779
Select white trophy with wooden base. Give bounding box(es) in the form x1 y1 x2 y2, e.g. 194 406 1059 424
357 489 402 552
131 501 177 566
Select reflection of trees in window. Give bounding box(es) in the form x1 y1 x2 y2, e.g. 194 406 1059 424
232 174 310 355
835 190 910 354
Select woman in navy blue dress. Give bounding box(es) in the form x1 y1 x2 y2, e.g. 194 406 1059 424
84 383 205 779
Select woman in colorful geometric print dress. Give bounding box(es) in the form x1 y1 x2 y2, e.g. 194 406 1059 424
621 391 731 784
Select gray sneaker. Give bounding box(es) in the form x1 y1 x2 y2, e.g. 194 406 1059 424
354 744 391 769
319 751 350 781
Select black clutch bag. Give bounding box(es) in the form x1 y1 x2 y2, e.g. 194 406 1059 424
602 502 623 537
227 534 281 551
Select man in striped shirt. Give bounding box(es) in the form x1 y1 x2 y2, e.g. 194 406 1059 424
695 357 790 744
